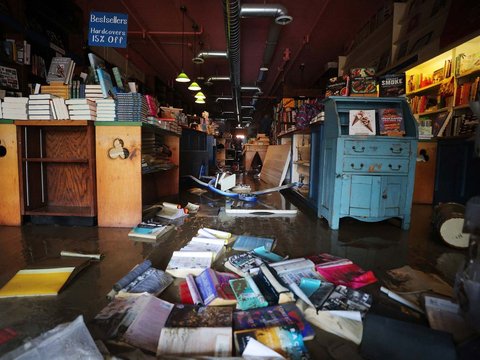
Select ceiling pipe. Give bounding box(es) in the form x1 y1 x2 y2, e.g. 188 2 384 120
192 51 228 64
239 3 293 25
215 97 233 102
223 0 242 124
205 76 231 86
241 86 263 94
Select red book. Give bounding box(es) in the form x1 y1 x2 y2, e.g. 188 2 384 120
315 263 377 289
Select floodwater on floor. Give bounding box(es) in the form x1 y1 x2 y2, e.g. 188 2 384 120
0 183 473 358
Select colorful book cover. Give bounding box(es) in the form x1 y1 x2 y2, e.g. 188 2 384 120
232 235 275 252
96 68 116 98
315 262 377 289
378 107 405 136
233 303 315 341
194 268 237 306
350 67 377 96
234 325 311 360
349 109 376 135
325 76 350 97
229 275 269 310
378 73 406 97
320 285 373 317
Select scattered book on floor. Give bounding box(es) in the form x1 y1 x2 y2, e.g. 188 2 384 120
93 296 141 339
270 258 322 286
157 305 233 357
122 295 174 354
180 268 238 306
233 303 315 341
156 202 189 220
251 264 295 305
306 253 353 268
296 299 363 345
197 227 233 244
224 246 285 276
229 273 269 310
0 257 90 298
165 251 213 278
128 222 174 241
180 236 226 261
319 284 373 317
232 235 275 252
108 259 173 299
298 278 336 311
234 325 311 359
315 261 377 289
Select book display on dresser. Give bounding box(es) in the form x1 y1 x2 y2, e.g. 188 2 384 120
317 97 418 230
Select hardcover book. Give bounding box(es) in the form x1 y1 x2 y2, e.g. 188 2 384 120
378 73 406 97
234 325 311 360
350 67 377 96
96 68 116 99
378 107 405 136
157 305 233 357
46 57 73 84
349 109 376 135
225 247 284 276
319 284 373 316
233 303 315 341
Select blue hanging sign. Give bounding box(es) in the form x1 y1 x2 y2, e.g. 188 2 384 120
88 11 128 48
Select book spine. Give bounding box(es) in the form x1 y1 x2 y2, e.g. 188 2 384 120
186 274 203 305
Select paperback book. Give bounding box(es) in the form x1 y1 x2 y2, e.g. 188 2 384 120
181 268 237 306
234 325 311 360
224 246 285 276
315 262 377 289
229 274 269 310
233 303 315 341
165 251 213 278
157 305 233 357
232 235 275 252
128 222 174 241
251 264 295 305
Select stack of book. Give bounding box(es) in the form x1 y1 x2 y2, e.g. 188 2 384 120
65 99 97 120
95 98 116 121
85 84 103 101
165 227 232 278
41 82 70 99
28 94 56 120
2 97 28 119
116 93 148 122
0 100 2 119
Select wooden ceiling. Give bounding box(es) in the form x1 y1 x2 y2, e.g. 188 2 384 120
75 0 389 121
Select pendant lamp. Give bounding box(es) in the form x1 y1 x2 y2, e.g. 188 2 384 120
194 91 206 99
195 98 205 104
175 6 190 83
188 81 201 91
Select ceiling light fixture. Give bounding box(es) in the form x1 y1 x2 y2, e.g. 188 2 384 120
194 91 206 99
260 66 269 71
188 81 201 91
195 98 205 104
175 6 190 83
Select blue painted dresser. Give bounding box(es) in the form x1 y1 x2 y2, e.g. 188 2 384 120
317 97 418 230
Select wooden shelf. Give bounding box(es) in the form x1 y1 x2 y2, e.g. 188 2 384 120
22 158 89 163
24 205 94 217
406 77 453 96
456 67 480 80
14 120 91 126
416 107 451 116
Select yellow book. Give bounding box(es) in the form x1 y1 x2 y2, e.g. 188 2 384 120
0 267 75 298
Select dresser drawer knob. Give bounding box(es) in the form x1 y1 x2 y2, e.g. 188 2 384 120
390 147 403 154
352 146 365 153
351 163 364 170
388 164 402 171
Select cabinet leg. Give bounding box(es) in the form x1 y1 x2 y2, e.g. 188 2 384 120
330 216 340 230
401 217 411 230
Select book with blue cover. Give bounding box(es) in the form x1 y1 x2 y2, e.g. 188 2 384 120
232 235 275 252
229 274 269 311
96 68 116 99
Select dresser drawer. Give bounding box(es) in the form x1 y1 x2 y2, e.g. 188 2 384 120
344 140 410 157
343 157 409 174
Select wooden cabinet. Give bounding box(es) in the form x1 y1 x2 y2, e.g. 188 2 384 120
95 122 179 227
317 97 418 230
16 120 97 223
0 120 21 225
